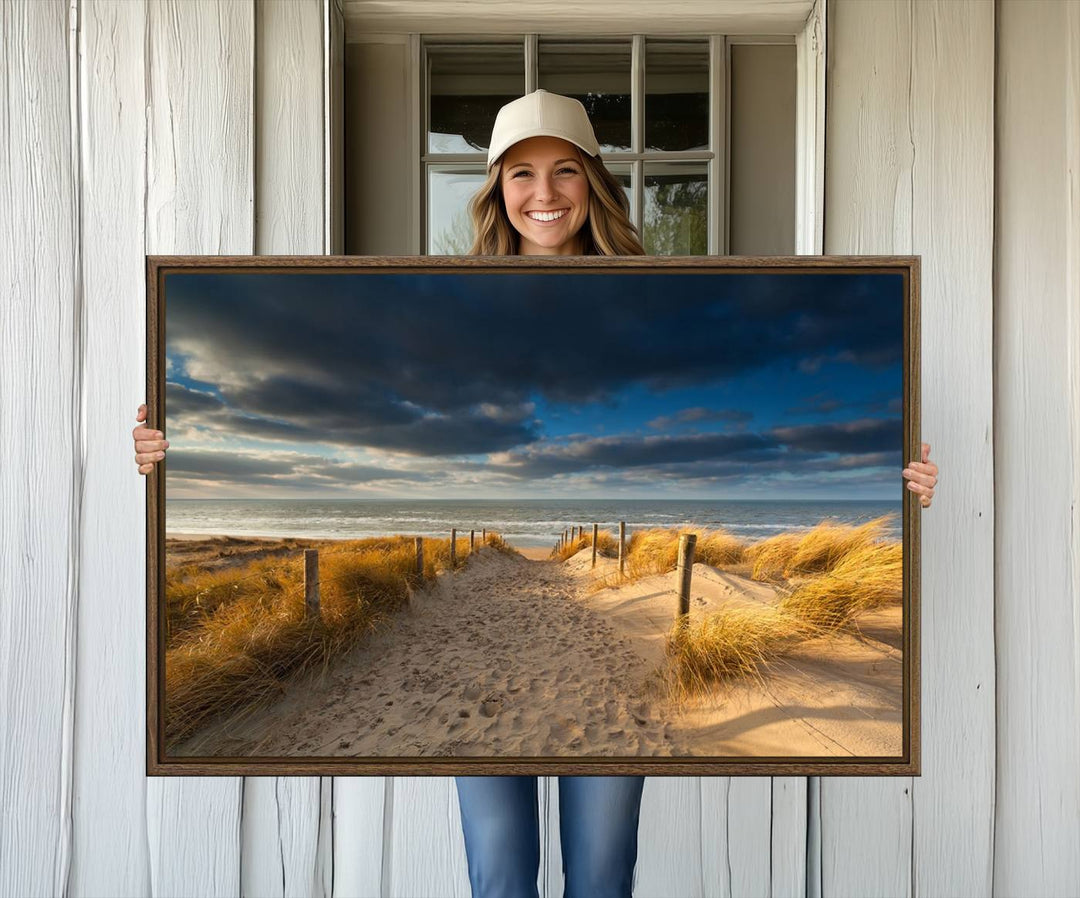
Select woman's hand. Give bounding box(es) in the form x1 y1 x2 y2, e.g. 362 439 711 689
133 403 169 475
903 442 938 508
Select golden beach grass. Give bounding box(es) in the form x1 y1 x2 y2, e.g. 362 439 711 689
777 539 903 630
551 529 619 562
576 516 902 696
744 515 893 581
659 606 819 699
164 532 505 744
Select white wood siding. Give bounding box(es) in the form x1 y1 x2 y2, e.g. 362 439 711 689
0 2 79 896
994 0 1080 892
825 1 996 895
1 1 1077 896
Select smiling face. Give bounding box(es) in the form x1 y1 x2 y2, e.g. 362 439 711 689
499 136 591 255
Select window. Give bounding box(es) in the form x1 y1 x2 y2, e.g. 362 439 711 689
423 35 784 257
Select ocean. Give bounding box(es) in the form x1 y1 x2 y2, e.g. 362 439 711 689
165 498 903 547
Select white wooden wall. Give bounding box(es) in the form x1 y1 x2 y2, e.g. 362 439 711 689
1 1 1077 896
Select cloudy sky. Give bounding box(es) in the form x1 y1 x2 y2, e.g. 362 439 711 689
163 269 905 500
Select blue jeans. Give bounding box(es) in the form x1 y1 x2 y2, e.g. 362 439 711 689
454 775 646 898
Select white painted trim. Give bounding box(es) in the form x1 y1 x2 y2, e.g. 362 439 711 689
726 33 796 43
324 0 332 252
525 33 538 92
709 34 726 255
346 31 410 43
632 33 645 231
794 0 825 253
410 33 423 254
342 0 816 39
723 36 733 255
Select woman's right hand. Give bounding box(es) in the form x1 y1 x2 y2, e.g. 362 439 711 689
133 403 169 474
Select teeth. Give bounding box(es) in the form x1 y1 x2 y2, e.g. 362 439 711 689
527 209 567 222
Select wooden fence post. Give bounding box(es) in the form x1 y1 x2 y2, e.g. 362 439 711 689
415 536 424 576
482 528 487 541
450 528 457 567
304 549 320 620
592 523 599 568
470 529 475 551
677 533 697 625
618 521 626 577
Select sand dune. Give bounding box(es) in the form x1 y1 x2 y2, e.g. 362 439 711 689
171 547 672 758
170 544 903 759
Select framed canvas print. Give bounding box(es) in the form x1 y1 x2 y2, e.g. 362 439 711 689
146 255 920 776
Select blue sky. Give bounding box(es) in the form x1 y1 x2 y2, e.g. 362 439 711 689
163 268 906 500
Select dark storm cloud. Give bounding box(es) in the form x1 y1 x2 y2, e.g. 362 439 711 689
785 391 904 417
488 417 900 479
165 269 902 455
166 380 538 455
646 407 753 430
490 431 783 478
165 448 432 487
768 417 901 453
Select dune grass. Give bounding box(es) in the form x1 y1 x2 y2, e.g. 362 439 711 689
777 539 903 630
164 532 506 745
625 527 744 579
551 528 620 562
659 606 819 699
572 515 902 696
744 515 892 581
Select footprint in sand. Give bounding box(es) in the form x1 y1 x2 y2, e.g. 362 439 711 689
480 697 502 718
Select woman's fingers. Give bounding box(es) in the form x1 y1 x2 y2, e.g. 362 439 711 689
134 404 168 474
902 466 935 487
135 438 169 452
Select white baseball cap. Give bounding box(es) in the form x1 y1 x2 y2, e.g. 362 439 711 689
486 89 601 169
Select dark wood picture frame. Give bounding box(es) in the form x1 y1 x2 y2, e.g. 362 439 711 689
146 254 921 777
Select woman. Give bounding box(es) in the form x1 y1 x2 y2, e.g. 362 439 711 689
131 90 940 897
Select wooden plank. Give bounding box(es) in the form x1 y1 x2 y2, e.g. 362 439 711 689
244 2 330 896
770 777 808 897
69 1 153 895
908 2 995 896
256 0 325 256
699 778 775 897
821 2 914 894
241 778 325 897
333 778 386 897
386 777 471 897
637 777 707 896
994 1 1080 892
340 0 815 37
0 1 78 895
144 1 254 894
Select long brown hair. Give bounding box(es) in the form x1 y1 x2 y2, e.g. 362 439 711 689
467 149 645 256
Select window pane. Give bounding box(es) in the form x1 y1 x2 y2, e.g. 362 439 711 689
603 162 634 221
428 44 524 154
428 167 487 254
645 40 709 152
643 163 707 255
538 40 631 153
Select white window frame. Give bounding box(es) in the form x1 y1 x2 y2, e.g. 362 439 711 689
399 0 826 257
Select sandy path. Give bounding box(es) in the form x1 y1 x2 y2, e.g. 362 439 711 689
566 551 905 757
172 548 675 758
172 545 904 760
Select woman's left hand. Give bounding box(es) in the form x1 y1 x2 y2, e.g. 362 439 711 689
903 442 938 508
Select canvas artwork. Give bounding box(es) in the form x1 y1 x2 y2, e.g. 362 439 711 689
146 256 920 776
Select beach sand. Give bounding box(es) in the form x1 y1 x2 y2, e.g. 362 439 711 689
167 539 903 759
